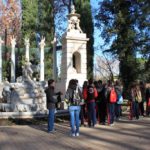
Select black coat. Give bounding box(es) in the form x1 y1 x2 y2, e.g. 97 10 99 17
45 86 60 109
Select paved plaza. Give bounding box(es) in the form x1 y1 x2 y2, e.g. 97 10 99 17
0 116 150 150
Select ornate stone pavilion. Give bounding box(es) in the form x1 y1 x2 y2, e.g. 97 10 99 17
56 5 89 98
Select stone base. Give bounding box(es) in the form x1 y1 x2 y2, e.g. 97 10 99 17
0 109 69 119
0 111 48 119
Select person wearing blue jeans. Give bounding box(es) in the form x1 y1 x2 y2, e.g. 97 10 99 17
48 108 55 132
115 103 122 120
45 79 62 133
83 79 98 127
69 106 81 136
108 103 115 125
87 102 96 127
132 101 139 119
65 79 82 137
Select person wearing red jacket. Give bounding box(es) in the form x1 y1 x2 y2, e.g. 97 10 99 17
83 78 98 127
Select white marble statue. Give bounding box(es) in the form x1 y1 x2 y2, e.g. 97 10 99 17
39 37 45 48
10 36 16 47
67 5 83 33
67 20 75 31
75 19 83 33
71 4 76 14
22 59 33 81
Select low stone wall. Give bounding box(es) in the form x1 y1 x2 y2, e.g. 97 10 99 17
0 109 69 119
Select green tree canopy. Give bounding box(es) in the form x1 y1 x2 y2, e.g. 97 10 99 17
95 0 150 88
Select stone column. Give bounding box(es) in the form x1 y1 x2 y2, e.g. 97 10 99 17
51 36 57 81
0 37 4 83
10 36 16 82
24 38 30 62
39 37 45 81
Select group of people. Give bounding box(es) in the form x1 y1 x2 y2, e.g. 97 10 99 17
45 78 150 137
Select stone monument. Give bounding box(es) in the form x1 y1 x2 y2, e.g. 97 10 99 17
56 4 89 98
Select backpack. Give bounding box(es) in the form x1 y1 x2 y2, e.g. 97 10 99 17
71 87 81 106
109 88 117 103
87 85 95 101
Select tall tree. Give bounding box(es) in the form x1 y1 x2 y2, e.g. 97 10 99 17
95 0 150 89
37 0 54 46
21 0 38 47
0 0 21 46
0 0 21 81
21 0 55 79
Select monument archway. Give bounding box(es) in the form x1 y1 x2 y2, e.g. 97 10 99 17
73 52 81 73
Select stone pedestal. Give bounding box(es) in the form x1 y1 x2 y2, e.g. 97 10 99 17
0 37 4 83
25 38 30 62
10 37 16 82
52 36 57 81
39 38 45 81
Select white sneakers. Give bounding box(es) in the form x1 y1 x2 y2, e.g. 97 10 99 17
70 133 80 137
71 133 76 137
76 133 79 136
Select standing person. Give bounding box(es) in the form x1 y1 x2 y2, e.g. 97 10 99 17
139 81 146 116
45 79 61 133
146 83 150 116
80 81 88 126
83 78 98 127
99 82 107 125
106 80 117 126
94 81 99 121
115 80 123 120
130 83 140 120
95 80 107 125
65 79 82 137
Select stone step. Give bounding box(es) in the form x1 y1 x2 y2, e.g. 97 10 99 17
19 93 45 99
19 98 34 105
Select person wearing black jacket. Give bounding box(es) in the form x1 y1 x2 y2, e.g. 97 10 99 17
45 79 61 133
96 80 107 125
146 84 150 116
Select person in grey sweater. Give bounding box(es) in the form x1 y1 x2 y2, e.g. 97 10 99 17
45 79 61 133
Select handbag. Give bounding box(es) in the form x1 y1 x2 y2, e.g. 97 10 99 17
117 95 123 104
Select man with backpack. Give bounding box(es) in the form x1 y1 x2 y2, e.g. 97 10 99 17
106 80 117 126
115 80 123 120
83 79 98 127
